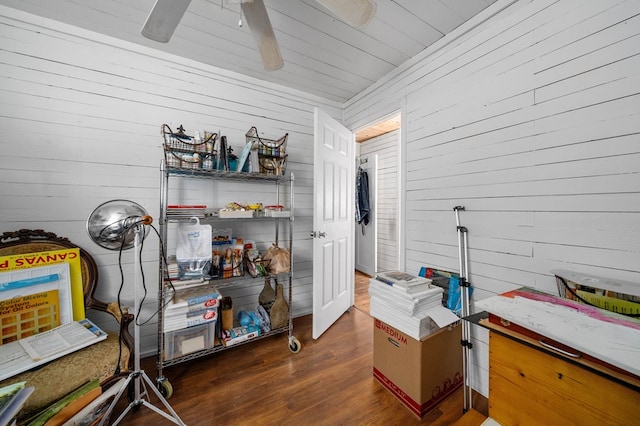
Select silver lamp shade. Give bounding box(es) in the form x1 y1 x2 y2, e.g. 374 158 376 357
86 200 152 250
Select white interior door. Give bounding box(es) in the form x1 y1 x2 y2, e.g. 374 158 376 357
312 108 354 340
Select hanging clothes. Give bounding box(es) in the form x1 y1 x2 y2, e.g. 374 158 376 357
355 167 370 233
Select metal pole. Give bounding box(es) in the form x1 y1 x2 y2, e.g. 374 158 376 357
462 229 472 409
99 226 185 426
454 206 472 412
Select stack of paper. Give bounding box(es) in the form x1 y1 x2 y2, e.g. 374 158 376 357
370 299 437 340
164 290 221 333
369 272 460 340
369 278 442 316
374 270 433 294
166 260 179 281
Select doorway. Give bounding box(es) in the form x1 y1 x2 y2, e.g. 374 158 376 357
353 112 401 316
354 112 401 271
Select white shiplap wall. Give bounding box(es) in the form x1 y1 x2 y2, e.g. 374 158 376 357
359 130 400 272
344 0 640 397
0 5 341 356
2 0 639 395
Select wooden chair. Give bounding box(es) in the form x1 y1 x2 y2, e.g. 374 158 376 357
0 229 134 422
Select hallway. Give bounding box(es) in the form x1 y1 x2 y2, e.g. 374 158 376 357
354 270 371 314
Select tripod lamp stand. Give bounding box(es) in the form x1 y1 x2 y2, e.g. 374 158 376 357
86 199 185 425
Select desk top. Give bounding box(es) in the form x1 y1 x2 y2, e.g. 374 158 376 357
475 288 640 377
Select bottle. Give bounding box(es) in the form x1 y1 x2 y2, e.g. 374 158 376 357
259 277 276 312
228 147 238 172
203 155 213 170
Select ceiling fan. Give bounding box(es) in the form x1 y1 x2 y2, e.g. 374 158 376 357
141 0 377 71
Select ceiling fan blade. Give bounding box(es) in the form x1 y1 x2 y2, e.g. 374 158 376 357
241 0 284 71
141 0 192 43
316 0 376 28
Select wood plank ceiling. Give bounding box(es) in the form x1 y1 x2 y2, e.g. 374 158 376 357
355 114 401 142
0 0 497 104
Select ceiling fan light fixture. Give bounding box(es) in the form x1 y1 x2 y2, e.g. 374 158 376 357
317 0 377 28
142 0 376 72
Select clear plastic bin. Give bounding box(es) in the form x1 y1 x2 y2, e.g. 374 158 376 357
164 321 216 360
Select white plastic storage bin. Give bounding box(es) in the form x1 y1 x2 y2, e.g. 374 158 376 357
164 322 216 360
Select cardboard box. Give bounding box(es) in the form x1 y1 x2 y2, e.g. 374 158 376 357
222 325 260 347
373 319 463 418
218 209 253 218
164 290 221 332
163 307 219 333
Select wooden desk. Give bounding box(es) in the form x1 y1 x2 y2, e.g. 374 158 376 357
472 289 640 425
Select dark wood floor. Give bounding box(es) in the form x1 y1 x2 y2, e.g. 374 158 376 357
354 269 371 314
112 272 485 425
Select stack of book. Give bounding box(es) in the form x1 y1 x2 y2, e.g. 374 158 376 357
369 271 459 340
166 204 207 219
163 290 222 333
165 259 180 281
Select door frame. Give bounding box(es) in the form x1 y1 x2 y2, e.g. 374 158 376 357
352 107 404 272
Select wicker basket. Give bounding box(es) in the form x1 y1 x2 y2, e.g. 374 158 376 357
245 126 288 175
162 124 217 169
245 126 288 158
211 242 244 280
258 155 287 176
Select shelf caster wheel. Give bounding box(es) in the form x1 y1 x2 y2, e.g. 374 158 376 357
158 378 174 399
289 337 302 353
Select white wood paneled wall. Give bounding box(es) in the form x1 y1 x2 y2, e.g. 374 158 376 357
2 0 639 389
345 0 640 397
359 130 400 272
0 6 341 356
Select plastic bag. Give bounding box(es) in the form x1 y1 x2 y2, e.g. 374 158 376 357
176 220 212 280
419 267 473 316
262 243 290 275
